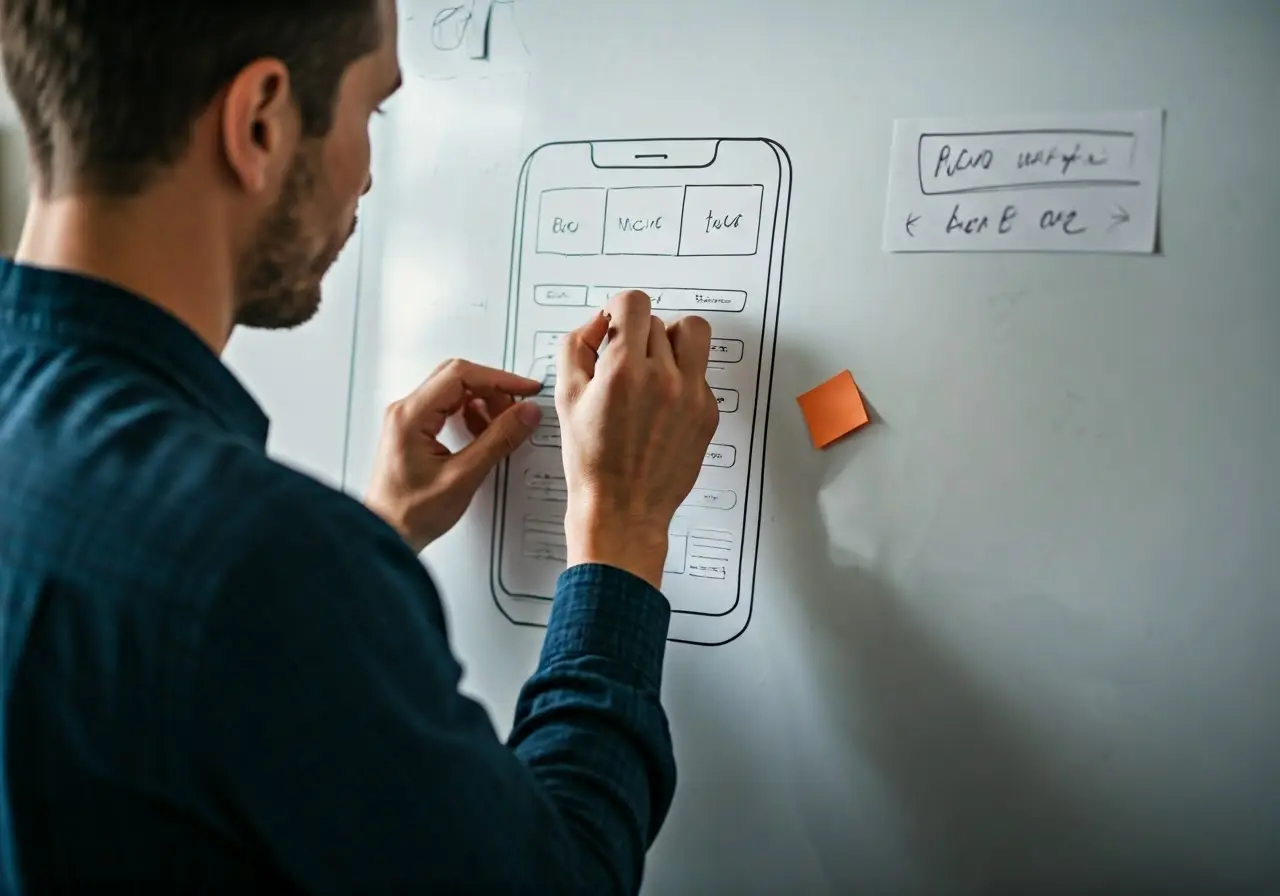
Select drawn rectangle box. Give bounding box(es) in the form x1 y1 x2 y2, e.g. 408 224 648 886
536 188 606 255
686 528 733 580
522 515 567 562
917 130 1139 195
678 185 763 256
533 284 588 306
603 186 684 255
587 286 746 313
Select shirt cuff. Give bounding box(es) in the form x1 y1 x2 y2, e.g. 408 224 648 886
539 564 672 692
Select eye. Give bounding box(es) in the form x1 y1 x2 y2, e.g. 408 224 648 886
374 105 387 117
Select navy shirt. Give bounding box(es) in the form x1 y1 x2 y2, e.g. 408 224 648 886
0 259 676 894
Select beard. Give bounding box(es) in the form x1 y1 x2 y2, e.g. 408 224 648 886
234 145 358 330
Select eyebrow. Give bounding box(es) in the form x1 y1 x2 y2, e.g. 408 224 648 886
382 72 403 101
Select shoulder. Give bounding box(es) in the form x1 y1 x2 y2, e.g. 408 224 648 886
204 445 440 603
203 442 450 637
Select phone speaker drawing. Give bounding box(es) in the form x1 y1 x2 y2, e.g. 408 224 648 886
490 138 791 646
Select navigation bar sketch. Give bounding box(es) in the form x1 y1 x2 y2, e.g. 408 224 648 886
537 184 764 257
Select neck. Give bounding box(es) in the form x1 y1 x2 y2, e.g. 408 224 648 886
14 182 237 355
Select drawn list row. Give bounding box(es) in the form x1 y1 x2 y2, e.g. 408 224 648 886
521 512 736 580
533 284 747 313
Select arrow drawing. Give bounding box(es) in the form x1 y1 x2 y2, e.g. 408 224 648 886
1107 204 1131 232
905 212 920 237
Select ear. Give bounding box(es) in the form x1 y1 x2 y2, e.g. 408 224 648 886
219 58 298 196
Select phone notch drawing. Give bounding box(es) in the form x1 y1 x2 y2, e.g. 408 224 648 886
490 138 792 646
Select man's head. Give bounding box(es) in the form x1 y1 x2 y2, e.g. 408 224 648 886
0 0 402 329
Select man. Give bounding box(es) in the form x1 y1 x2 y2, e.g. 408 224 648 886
0 0 719 892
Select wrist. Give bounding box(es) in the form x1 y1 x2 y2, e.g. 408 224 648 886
564 506 669 590
363 495 425 554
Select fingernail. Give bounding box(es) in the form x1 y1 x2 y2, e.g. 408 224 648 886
517 401 543 426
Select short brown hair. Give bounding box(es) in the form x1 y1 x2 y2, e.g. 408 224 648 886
0 1 380 197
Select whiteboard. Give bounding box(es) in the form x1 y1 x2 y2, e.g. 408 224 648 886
234 2 1280 892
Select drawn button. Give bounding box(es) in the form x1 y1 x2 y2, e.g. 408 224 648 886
536 188 606 256
711 388 739 413
603 187 684 256
679 185 764 256
708 338 744 362
682 488 738 510
702 444 736 468
533 284 588 306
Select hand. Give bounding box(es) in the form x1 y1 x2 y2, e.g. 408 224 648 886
365 358 543 553
555 291 720 588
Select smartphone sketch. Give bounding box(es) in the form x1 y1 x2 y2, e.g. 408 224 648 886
489 138 791 646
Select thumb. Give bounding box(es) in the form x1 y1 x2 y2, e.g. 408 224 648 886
455 399 543 484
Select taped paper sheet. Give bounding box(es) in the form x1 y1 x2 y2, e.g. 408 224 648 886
882 110 1164 253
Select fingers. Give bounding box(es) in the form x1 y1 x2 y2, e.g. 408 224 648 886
394 359 542 435
668 315 713 383
603 290 653 365
462 398 490 438
556 310 609 399
647 314 678 376
454 400 543 489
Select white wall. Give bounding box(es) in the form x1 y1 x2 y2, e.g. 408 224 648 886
0 77 28 252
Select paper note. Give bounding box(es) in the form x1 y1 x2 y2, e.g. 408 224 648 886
797 370 869 449
882 110 1164 253
491 138 792 645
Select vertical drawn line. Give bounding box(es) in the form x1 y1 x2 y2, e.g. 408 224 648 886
339 218 370 494
677 184 690 255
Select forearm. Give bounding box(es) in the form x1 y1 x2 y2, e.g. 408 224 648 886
508 564 677 895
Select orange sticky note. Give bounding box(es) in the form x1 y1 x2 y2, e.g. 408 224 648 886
796 370 869 449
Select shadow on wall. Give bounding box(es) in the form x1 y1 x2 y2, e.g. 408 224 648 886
764 335 1103 896
0 125 29 254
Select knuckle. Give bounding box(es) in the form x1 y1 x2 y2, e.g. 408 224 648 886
385 398 409 428
442 357 468 378
614 289 650 312
683 314 712 336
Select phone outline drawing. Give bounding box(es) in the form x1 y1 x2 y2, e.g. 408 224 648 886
490 137 792 646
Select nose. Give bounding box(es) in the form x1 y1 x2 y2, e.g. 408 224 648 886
362 173 373 196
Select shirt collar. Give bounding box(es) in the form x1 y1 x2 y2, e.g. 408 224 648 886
0 257 270 448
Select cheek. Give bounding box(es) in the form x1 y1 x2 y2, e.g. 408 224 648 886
326 121 372 208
